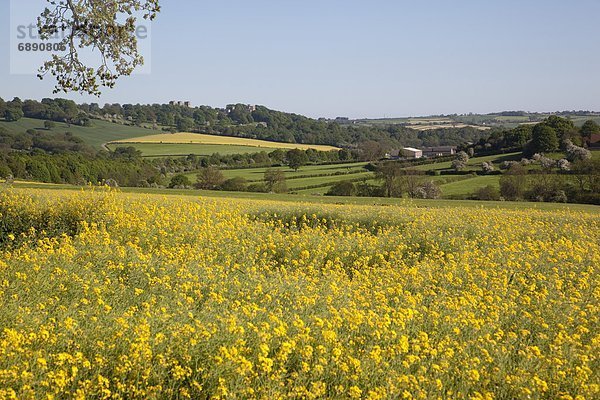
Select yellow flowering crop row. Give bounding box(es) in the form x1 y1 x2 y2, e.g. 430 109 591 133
0 189 598 399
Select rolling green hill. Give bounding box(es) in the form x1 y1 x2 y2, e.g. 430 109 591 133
0 117 163 149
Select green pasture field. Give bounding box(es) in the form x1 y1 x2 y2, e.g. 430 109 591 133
285 172 373 190
185 162 370 183
439 175 501 197
412 153 522 172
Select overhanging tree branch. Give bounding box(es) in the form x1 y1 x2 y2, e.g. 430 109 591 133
37 0 160 96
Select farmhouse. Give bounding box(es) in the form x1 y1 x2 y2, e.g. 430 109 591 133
588 133 600 148
423 146 457 157
401 147 423 159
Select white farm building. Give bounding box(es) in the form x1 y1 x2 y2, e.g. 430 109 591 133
401 147 423 159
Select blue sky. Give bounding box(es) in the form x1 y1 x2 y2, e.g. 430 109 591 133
1 0 599 118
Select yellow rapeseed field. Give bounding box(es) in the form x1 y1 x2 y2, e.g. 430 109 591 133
110 133 339 151
0 188 598 399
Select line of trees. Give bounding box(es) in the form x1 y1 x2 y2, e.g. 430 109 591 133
473 116 600 155
466 157 600 205
496 160 600 204
0 152 162 187
1 97 492 152
170 167 289 194
0 97 92 126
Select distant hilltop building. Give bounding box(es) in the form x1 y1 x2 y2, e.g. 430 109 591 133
170 101 191 107
226 104 256 113
334 117 352 125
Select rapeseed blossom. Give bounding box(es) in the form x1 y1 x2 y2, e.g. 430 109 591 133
0 188 598 399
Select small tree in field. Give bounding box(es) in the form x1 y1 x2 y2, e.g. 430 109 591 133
286 149 308 171
580 120 600 143
481 162 495 174
500 164 527 201
452 151 469 171
44 121 56 130
195 167 225 190
4 107 24 122
452 159 466 171
456 151 469 163
375 162 405 197
557 159 571 171
410 181 441 199
264 169 287 193
474 185 500 201
565 139 592 162
530 124 559 153
221 177 248 192
169 174 191 189
326 181 356 197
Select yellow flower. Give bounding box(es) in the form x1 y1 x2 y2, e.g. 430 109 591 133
349 386 362 399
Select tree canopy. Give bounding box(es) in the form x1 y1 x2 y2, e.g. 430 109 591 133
37 0 161 95
530 124 559 154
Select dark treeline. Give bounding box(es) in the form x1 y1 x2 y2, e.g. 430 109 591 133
1 97 491 149
0 152 160 187
1 126 96 156
472 116 600 155
0 97 91 126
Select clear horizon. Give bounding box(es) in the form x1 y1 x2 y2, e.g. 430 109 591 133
1 0 599 119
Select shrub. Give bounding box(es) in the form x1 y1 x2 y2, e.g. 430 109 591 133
500 164 527 201
451 159 467 171
409 181 441 199
481 162 495 174
169 174 191 189
246 183 267 192
326 181 356 197
520 158 532 166
538 156 556 170
565 140 592 162
221 177 248 192
557 159 571 171
526 184 568 203
474 185 501 201
264 169 287 193
195 167 225 190
500 161 518 170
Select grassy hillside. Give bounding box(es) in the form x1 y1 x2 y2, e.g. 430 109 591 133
1 118 339 156
439 175 501 196
0 117 163 149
